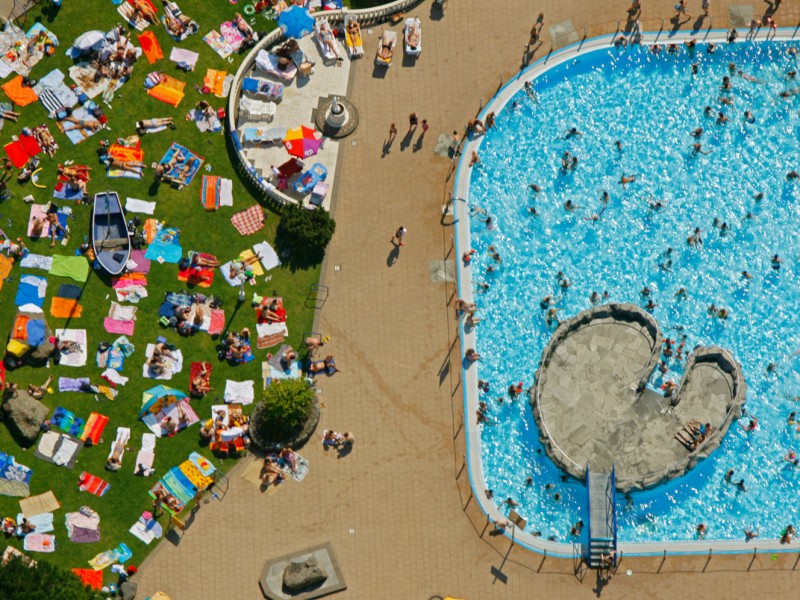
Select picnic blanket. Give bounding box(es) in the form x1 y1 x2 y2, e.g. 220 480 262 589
269 451 309 482
147 74 186 107
200 175 233 210
68 63 123 100
253 241 281 270
23 534 55 553
81 413 109 445
144 226 182 263
2 75 38 106
178 253 215 287
231 205 265 236
143 344 183 380
66 506 101 543
54 328 88 367
56 107 101 145
51 406 86 438
4 134 41 168
50 255 89 282
203 30 234 59
224 380 255 405
141 398 198 437
19 490 60 518
78 472 110 497
15 275 47 309
220 21 244 52
137 31 163 64
0 452 33 498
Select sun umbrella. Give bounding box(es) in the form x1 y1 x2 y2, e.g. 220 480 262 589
73 30 106 53
278 6 316 39
283 126 323 158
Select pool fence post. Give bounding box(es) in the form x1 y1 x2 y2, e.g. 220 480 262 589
747 548 757 571
702 548 712 572
657 549 667 573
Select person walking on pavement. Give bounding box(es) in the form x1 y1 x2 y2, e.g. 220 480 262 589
391 226 407 246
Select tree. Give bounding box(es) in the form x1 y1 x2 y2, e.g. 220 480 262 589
276 205 336 263
0 555 104 600
252 378 315 442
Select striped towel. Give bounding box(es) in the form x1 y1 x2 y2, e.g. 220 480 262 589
78 471 110 497
38 88 62 116
80 413 109 445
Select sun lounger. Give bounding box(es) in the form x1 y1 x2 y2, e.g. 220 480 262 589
344 16 364 58
254 50 297 82
239 96 276 122
241 77 284 102
314 19 342 63
404 17 421 57
241 126 286 145
293 162 328 195
375 30 397 67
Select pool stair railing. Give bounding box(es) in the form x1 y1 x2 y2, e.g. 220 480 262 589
585 465 618 569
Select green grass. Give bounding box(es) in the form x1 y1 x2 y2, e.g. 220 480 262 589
0 0 320 578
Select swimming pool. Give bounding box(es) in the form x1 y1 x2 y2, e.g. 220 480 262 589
463 38 800 546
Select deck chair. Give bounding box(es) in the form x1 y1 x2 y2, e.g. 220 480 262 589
404 17 421 57
344 16 363 58
375 30 397 67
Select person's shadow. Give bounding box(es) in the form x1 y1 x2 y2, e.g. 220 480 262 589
399 129 415 151
387 244 400 267
381 137 395 157
413 131 426 152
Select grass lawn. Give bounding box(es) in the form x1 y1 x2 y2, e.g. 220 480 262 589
0 0 321 580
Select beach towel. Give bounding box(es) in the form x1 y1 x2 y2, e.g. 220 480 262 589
50 297 82 318
203 68 227 97
143 344 183 380
147 74 186 106
88 542 131 570
128 250 151 274
54 328 87 367
119 0 158 31
101 369 128 387
27 204 68 241
141 399 198 437
144 227 182 263
256 321 289 349
0 255 11 293
107 302 138 321
15 275 47 308
103 318 135 335
219 21 244 52
137 31 163 64
203 30 233 59
253 241 280 271
161 2 198 41
33 69 78 116
23 534 55 553
134 433 156 475
125 197 156 215
169 47 199 69
58 377 92 393
35 434 83 468
224 380 255 405
5 135 41 168
56 107 101 145
2 75 38 106
15 512 53 534
51 406 85 437
50 255 89 282
200 175 233 210
20 253 52 271
68 63 123 100
19 491 60 518
71 569 103 590
186 107 221 133
209 309 225 335
80 413 109 445
231 205 265 236
78 472 110 497
158 142 204 187
128 513 162 544
178 458 214 489
0 453 33 498
189 361 211 395
270 451 309 482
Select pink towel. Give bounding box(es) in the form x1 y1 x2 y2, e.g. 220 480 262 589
103 318 135 335
209 309 225 335
24 533 56 553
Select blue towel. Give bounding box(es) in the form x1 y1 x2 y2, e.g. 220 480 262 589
53 185 84 201
15 277 47 308
26 320 45 346
57 284 82 300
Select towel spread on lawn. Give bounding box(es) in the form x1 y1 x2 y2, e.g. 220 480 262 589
50 406 86 438
78 472 110 497
128 512 162 544
54 328 88 367
224 380 255 405
80 413 109 445
15 275 47 309
147 73 186 106
148 453 215 514
113 272 149 303
27 204 68 241
19 490 60 518
0 451 33 498
144 226 182 263
231 204 265 236
50 283 83 318
200 175 233 210
88 542 131 570
49 255 90 282
4 134 41 168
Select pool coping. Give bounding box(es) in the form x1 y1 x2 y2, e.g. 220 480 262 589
453 28 800 558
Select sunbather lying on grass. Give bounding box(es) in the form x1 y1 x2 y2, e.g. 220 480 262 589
62 115 103 134
136 117 176 135
154 151 185 182
104 158 145 173
34 126 58 157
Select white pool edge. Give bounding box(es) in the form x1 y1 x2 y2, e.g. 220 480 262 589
453 28 800 558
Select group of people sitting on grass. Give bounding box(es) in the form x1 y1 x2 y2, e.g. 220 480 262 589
199 407 251 449
223 327 252 363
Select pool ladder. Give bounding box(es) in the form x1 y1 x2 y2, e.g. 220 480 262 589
585 465 618 569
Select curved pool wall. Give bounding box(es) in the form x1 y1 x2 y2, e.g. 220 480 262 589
454 29 800 558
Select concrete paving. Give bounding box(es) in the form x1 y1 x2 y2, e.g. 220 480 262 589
137 1 800 598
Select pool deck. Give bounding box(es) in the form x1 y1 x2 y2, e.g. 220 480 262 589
138 1 800 598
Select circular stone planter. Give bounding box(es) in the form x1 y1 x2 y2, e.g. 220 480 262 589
250 396 321 452
529 303 746 492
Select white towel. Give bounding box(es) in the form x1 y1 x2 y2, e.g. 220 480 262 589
108 302 137 321
125 198 156 215
101 369 128 386
252 241 280 271
108 427 130 460
169 47 199 67
143 345 183 380
37 431 60 458
135 433 156 472
256 321 288 338
53 437 79 466
219 177 233 207
224 380 255 405
20 253 53 271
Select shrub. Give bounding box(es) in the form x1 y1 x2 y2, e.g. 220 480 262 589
0 555 104 599
253 378 315 441
276 205 336 262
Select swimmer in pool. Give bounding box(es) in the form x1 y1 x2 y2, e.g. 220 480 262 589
619 174 636 186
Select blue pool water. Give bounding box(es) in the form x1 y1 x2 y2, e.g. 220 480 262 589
468 40 800 544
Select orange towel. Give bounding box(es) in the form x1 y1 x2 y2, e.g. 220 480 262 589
147 84 184 107
203 69 227 96
72 568 103 590
50 297 83 319
11 314 30 341
1 75 38 107
160 74 186 92
109 144 144 163
80 413 109 444
202 175 219 210
137 31 163 64
0 255 13 292
144 219 158 244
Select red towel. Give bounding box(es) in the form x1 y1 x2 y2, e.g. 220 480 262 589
78 471 110 497
72 568 103 590
209 309 225 335
137 31 163 64
189 362 212 395
80 413 109 445
4 135 41 168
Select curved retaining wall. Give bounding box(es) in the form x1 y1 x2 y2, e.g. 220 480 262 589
453 30 795 558
226 0 424 208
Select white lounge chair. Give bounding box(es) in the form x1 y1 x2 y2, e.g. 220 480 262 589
314 19 343 63
404 17 421 57
344 15 363 58
240 96 277 122
375 30 397 67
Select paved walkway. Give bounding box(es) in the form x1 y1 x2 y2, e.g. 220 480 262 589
138 1 800 598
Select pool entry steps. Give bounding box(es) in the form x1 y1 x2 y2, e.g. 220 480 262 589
530 303 747 492
586 466 618 569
